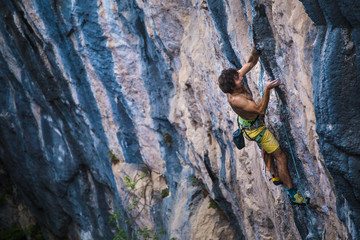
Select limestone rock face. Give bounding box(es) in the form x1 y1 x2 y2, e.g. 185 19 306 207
0 0 358 239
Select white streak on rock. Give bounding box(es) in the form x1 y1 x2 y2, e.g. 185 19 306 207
0 35 22 81
30 101 44 147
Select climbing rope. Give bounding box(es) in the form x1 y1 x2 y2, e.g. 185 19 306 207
274 93 309 208
274 84 316 238
257 62 316 235
258 65 308 206
258 61 268 115
258 61 265 97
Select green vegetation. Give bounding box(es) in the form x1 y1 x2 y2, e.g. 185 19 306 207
137 227 152 239
0 223 44 240
161 131 173 147
128 198 139 211
202 185 209 197
109 210 169 240
189 176 199 186
123 173 146 190
109 212 128 240
109 151 120 165
0 224 26 240
136 226 167 240
123 176 137 190
208 198 219 210
26 224 45 240
161 188 169 198
111 172 171 240
189 176 209 197
113 226 128 240
109 212 122 224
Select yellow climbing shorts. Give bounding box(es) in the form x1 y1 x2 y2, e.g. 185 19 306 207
244 126 279 154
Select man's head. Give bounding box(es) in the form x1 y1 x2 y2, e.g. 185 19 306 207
218 68 241 94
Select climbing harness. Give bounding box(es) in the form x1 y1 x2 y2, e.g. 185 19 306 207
237 115 263 130
237 115 266 143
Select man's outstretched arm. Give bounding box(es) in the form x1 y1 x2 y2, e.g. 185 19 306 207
238 47 259 77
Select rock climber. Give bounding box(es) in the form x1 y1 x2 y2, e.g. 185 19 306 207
217 46 308 205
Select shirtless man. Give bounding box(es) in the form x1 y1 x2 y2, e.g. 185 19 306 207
218 46 307 205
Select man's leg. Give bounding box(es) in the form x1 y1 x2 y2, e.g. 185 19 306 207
262 148 283 185
262 148 278 177
270 146 308 204
260 130 308 204
270 147 293 189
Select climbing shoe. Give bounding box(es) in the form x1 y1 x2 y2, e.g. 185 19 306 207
289 192 310 205
269 177 283 186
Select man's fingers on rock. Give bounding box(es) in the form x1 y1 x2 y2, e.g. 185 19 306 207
273 79 280 85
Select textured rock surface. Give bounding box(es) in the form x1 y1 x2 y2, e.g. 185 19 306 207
299 0 360 239
0 0 358 239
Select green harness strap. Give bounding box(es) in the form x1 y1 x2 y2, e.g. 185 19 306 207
237 115 266 143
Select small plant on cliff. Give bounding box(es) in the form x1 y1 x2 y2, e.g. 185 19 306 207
0 224 26 240
26 224 45 240
109 211 122 224
128 198 139 211
123 173 147 190
113 226 128 240
115 171 169 240
109 212 128 240
208 198 219 209
123 176 137 190
137 227 152 239
188 176 208 197
161 188 169 198
109 151 120 165
189 176 200 186
137 226 166 240
161 130 173 147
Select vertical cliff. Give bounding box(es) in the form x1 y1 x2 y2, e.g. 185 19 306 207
0 0 358 239
299 0 360 239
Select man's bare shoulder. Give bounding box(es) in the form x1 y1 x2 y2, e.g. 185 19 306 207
227 93 257 119
227 93 252 105
227 93 251 110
